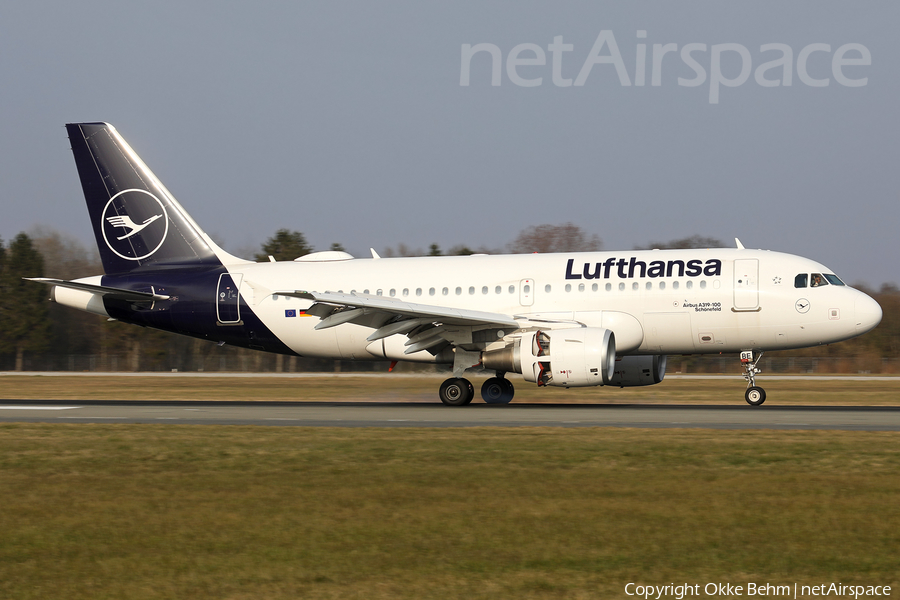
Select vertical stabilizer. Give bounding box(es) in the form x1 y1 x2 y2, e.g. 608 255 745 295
66 122 247 274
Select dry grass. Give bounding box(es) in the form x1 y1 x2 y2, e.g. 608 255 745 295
0 374 898 405
1 425 898 599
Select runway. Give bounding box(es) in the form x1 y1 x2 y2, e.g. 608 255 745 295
1 401 899 430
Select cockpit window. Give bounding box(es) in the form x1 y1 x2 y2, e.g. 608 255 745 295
810 273 828 287
797 273 844 288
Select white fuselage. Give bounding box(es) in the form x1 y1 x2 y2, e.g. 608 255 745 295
221 248 882 362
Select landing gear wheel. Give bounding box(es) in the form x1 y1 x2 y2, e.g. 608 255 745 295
481 377 515 404
740 350 767 405
440 377 474 406
745 386 766 406
500 378 515 403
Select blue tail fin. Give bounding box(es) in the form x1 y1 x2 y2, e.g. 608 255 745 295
66 122 242 274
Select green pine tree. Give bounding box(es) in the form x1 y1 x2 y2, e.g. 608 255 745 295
0 233 50 370
255 230 313 262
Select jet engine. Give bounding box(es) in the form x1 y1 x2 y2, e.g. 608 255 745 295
482 328 616 388
608 355 667 387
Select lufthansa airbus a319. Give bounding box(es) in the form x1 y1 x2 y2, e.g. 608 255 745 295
29 123 883 406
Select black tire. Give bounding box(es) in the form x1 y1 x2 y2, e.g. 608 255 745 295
500 378 515 404
481 377 515 404
481 378 504 404
745 386 766 406
440 377 474 406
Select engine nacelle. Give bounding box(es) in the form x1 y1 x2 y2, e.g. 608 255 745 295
482 328 616 388
608 355 667 387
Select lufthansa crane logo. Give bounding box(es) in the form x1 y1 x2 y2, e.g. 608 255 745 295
100 189 169 260
106 213 163 240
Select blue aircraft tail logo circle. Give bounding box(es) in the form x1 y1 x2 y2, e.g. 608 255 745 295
101 189 169 261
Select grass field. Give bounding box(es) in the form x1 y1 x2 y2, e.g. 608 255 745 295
1 424 898 599
0 373 898 405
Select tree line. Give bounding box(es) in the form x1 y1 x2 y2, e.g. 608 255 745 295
1 225 896 373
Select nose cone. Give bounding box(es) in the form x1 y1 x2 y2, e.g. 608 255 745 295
855 292 883 334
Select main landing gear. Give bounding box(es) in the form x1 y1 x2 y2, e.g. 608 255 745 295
741 350 766 406
481 375 515 404
438 378 474 406
438 374 515 406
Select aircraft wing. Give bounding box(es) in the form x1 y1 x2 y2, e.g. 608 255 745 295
274 290 520 352
25 278 170 302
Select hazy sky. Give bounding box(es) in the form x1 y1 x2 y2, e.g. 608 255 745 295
1 1 896 286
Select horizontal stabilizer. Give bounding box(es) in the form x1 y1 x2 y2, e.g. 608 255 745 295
25 278 170 302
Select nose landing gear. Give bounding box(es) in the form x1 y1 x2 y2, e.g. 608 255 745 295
741 350 766 406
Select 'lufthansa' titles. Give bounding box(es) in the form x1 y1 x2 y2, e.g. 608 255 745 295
565 257 722 280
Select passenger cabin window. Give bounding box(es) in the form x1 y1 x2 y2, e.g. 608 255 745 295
795 274 808 288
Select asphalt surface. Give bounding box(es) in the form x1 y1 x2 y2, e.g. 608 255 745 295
1 401 899 430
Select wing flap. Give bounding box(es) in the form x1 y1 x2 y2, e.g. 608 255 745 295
275 290 520 330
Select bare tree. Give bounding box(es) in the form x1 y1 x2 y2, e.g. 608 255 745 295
448 244 476 256
635 235 724 250
507 223 602 254
382 243 421 257
30 226 102 279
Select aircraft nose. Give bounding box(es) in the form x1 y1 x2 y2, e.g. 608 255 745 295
855 292 883 334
